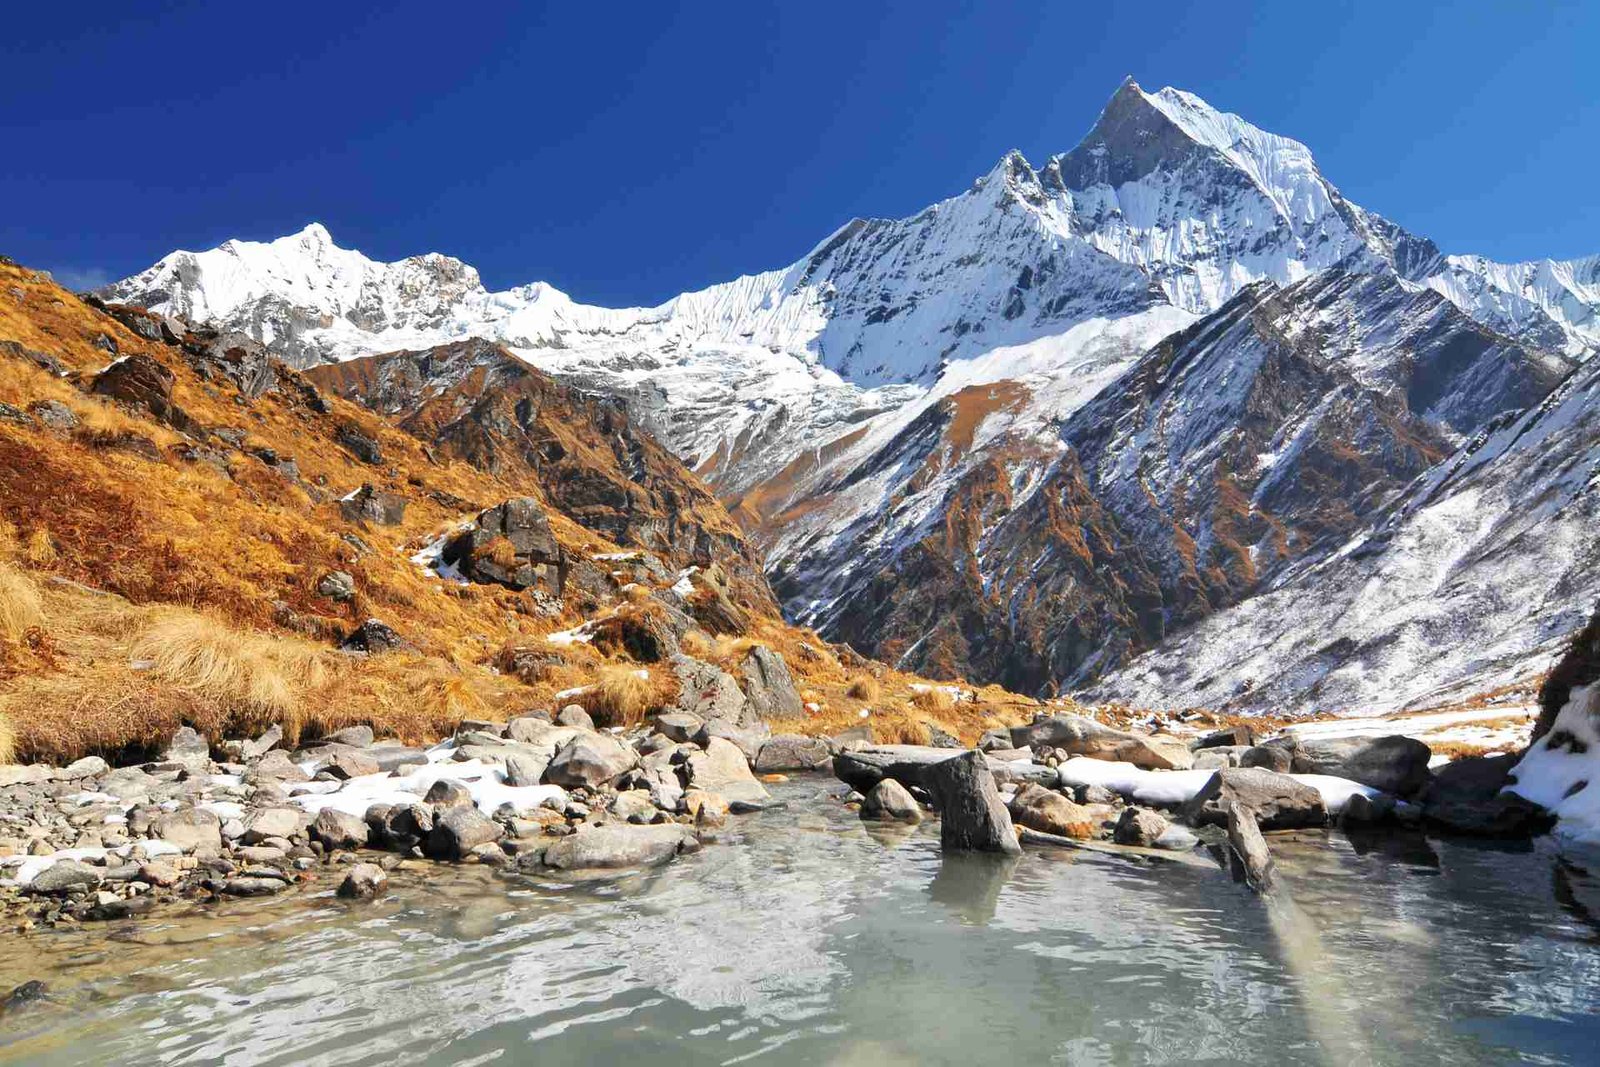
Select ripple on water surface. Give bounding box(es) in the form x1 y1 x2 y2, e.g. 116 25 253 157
3 780 1600 1065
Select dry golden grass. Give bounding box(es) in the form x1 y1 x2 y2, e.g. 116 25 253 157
911 686 956 714
23 528 57 568
0 562 45 641
130 610 331 722
846 675 880 701
0 709 14 763
679 629 712 658
584 665 654 728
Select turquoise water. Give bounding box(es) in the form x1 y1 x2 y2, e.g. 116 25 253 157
3 779 1598 1065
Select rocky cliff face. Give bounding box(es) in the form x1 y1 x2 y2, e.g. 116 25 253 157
99 78 1600 713
304 339 777 614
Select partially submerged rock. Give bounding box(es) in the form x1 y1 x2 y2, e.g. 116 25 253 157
922 750 1022 855
540 824 698 871
1010 715 1193 770
1009 783 1096 839
861 778 922 822
1184 767 1327 830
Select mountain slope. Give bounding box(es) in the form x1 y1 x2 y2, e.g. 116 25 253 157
96 78 1600 711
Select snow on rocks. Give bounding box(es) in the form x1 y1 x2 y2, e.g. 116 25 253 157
1507 681 1600 847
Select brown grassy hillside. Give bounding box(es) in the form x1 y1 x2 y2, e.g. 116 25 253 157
0 257 1038 762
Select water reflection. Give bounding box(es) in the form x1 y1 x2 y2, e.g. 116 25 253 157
2 781 1599 1066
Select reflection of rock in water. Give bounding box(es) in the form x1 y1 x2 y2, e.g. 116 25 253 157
824 1039 922 1066
1262 887 1370 1067
1554 857 1600 936
1343 828 1441 870
861 822 920 850
927 852 1019 925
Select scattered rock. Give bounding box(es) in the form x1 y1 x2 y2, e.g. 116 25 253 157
154 808 223 854
1009 783 1096 839
339 484 407 526
1009 715 1192 770
1112 807 1170 847
316 571 356 602
1184 768 1328 830
340 619 407 655
31 860 103 894
541 824 698 870
922 750 1022 855
1226 804 1275 893
754 734 832 773
555 705 595 731
669 654 750 724
162 726 211 771
861 778 922 822
426 807 502 860
310 808 369 851
1294 735 1433 796
424 780 474 809
683 737 769 803
544 734 637 790
337 863 388 900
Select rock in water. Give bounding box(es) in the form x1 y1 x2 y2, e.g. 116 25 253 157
310 808 369 851
754 734 832 772
425 807 501 860
861 778 922 822
1184 767 1327 830
541 824 698 870
1113 807 1171 846
337 863 388 900
1226 803 1275 893
922 750 1022 854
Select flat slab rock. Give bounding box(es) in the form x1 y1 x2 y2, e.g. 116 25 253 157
540 824 699 871
833 745 1053 794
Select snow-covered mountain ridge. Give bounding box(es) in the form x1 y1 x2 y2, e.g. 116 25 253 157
99 79 1600 714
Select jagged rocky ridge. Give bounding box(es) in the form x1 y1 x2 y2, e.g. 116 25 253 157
100 79 1600 713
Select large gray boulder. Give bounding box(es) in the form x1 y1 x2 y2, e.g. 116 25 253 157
441 497 563 591
683 737 769 803
1292 735 1433 796
154 808 223 854
739 646 803 720
310 808 369 851
670 654 750 724
1226 804 1275 893
543 734 637 789
541 824 699 870
1420 753 1554 837
1183 768 1327 830
923 750 1022 854
426 806 502 860
692 718 770 763
1009 715 1192 770
162 726 211 771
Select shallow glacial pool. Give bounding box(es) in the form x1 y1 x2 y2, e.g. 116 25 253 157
2 778 1599 1065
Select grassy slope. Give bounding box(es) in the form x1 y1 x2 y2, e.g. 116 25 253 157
0 259 1042 763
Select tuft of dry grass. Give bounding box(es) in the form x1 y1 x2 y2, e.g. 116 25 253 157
130 611 330 722
679 629 712 658
0 711 14 763
846 675 880 701
911 687 956 714
23 528 57 568
584 665 654 728
0 562 45 641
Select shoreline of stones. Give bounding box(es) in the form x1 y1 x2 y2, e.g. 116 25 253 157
0 706 1549 941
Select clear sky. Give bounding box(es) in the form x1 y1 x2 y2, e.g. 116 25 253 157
4 1 1596 305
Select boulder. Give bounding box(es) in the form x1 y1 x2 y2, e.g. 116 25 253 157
60 756 109 780
1226 804 1276 893
162 726 211 771
322 725 375 748
241 725 283 761
424 779 474 809
31 859 103 894
652 713 703 744
154 808 223 854
1183 768 1327 830
310 808 369 851
754 735 832 773
669 654 750 724
1009 715 1192 770
1293 735 1433 796
1240 744 1294 773
832 745 1048 794
316 571 356 602
337 863 388 900
241 807 304 844
426 807 502 860
683 737 769 804
541 824 698 870
503 754 544 788
739 646 803 719
861 778 922 822
544 734 637 789
1420 754 1555 837
222 876 288 897
1196 725 1258 749
1112 807 1171 847
338 485 407 527
340 619 408 655
555 705 595 731
922 750 1022 855
441 498 562 591
250 751 310 783
326 752 380 779
93 353 193 429
1009 783 1096 839
692 718 770 763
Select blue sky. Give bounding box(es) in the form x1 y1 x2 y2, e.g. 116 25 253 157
4 1 1596 305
